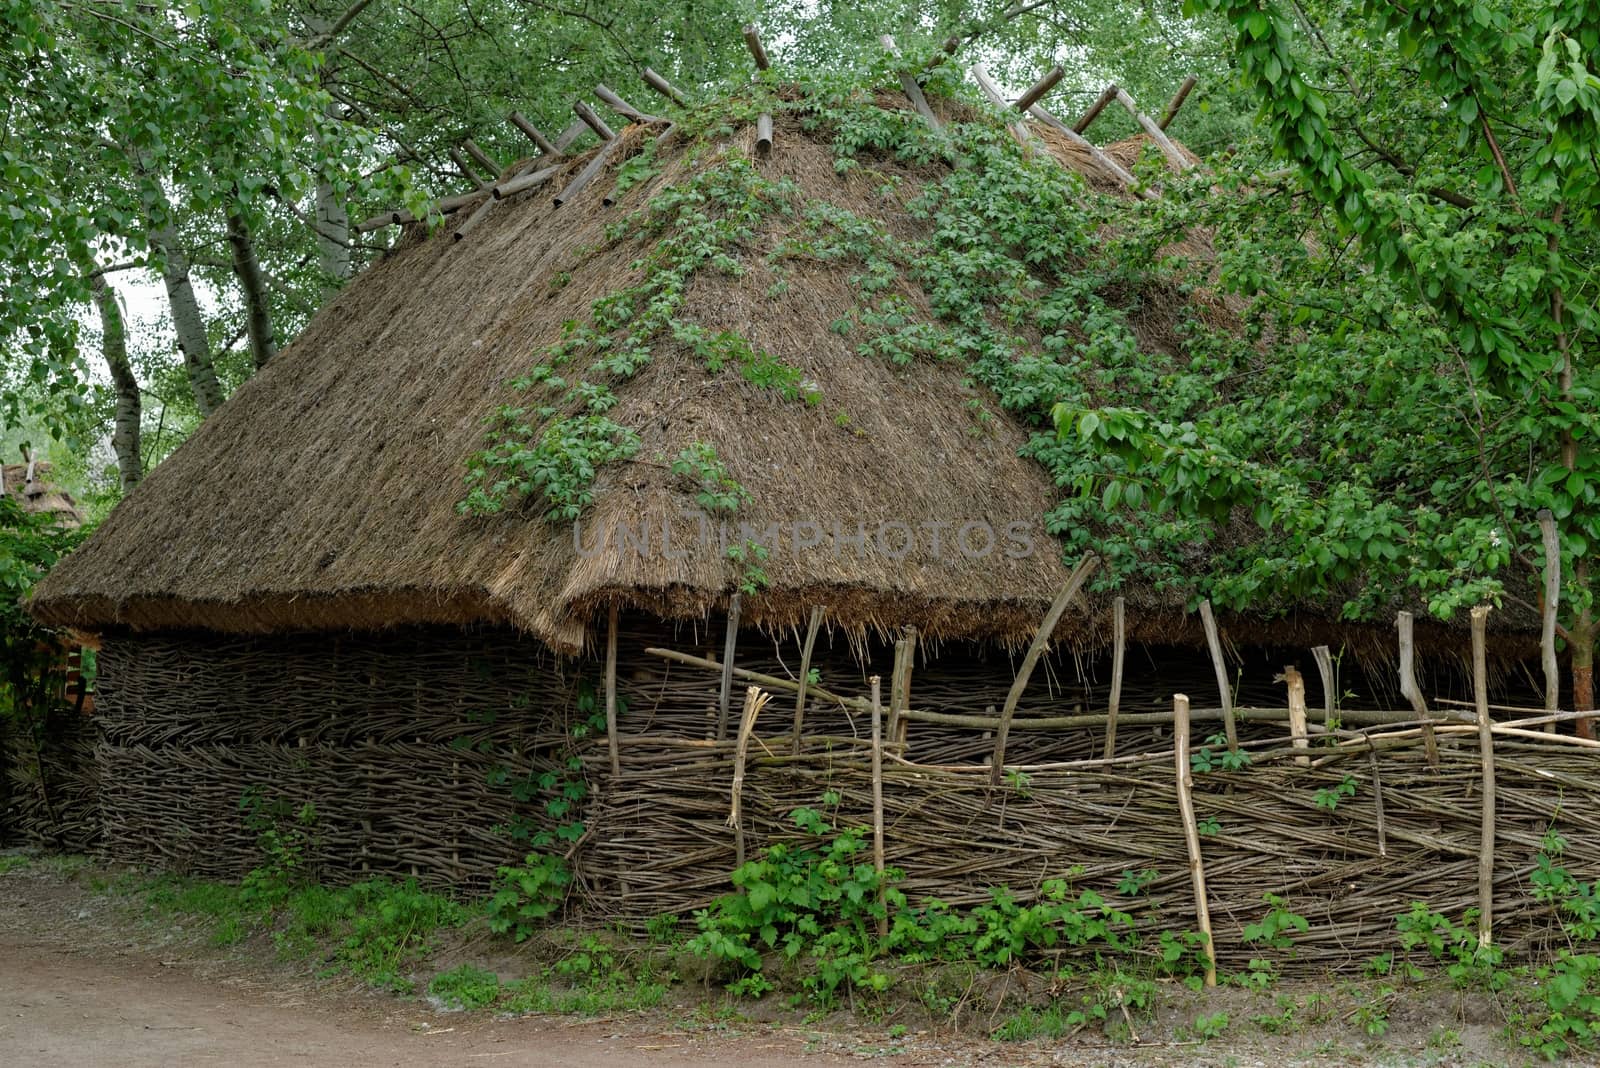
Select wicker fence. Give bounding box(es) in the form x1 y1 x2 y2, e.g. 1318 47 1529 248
2 620 1593 976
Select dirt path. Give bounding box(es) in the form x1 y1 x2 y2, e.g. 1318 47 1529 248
0 932 866 1067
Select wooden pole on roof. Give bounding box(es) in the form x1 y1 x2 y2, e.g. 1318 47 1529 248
450 194 501 243
1173 693 1218 987
573 101 616 142
595 83 659 124
1397 610 1441 766
552 138 623 207
1539 509 1561 730
463 139 502 177
1074 84 1119 133
755 114 773 155
604 602 621 777
790 605 826 754
553 117 590 152
1027 105 1151 198
969 63 1031 147
642 67 689 107
1158 74 1198 130
1113 87 1195 171
1102 596 1126 759
1013 65 1064 114
508 112 559 157
990 554 1099 785
716 592 742 739
1198 600 1238 752
449 146 490 187
1471 604 1496 949
881 35 943 131
1312 646 1336 726
491 163 561 200
923 34 960 70
742 23 770 70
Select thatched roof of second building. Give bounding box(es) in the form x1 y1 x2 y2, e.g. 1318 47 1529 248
29 84 1225 653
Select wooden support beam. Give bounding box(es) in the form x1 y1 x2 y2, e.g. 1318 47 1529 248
1539 508 1561 729
573 100 616 142
1102 596 1125 759
604 602 621 777
881 35 943 130
491 163 560 200
790 606 826 754
449 193 500 243
1397 610 1441 766
552 138 622 207
727 685 769 866
1368 748 1388 857
554 118 589 152
449 146 489 187
1199 600 1238 751
923 34 960 70
595 83 659 124
463 139 502 178
353 189 483 232
508 111 559 157
642 67 689 107
755 113 773 155
1174 693 1218 988
898 626 917 746
990 554 1099 784
1471 605 1495 949
1014 65 1064 114
887 635 910 744
969 63 1030 146
1113 87 1194 171
1282 665 1310 765
1028 105 1151 197
1074 83 1119 133
716 593 742 739
1158 74 1198 130
743 24 770 71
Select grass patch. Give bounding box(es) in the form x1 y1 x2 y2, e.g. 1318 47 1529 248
0 854 31 875
429 964 501 1010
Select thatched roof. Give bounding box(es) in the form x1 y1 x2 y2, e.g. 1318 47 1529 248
4 462 84 528
25 87 1297 655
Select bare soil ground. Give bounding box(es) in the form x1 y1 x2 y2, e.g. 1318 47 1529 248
0 857 1552 1067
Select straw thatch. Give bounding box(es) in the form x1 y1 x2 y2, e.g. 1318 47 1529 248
24 92 1219 653
3 462 84 528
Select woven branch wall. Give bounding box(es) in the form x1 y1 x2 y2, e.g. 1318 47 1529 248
5 620 1593 975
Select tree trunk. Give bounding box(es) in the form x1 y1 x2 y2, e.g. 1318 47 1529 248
136 163 225 419
90 273 141 492
226 206 277 369
314 170 350 295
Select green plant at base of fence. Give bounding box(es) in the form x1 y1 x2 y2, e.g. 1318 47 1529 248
1188 1010 1230 1040
1313 775 1358 812
1116 868 1158 897
1191 734 1251 773
1394 902 1509 991
1242 893 1309 951
237 789 318 907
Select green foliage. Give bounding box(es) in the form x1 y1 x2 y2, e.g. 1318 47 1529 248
1394 902 1507 991
1190 734 1251 773
725 538 771 595
1241 894 1309 951
1312 775 1358 813
1188 1011 1230 1040
0 496 87 737
237 789 318 907
486 853 573 943
670 443 749 514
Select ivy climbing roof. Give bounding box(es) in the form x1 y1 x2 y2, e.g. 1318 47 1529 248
29 81 1277 654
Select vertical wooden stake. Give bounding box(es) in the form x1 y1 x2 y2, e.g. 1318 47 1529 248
1539 509 1561 731
790 605 826 754
992 554 1100 784
887 637 910 746
1397 611 1440 766
1367 747 1388 858
728 685 770 868
1173 693 1217 988
870 675 886 938
604 602 621 777
716 593 741 740
1312 645 1335 726
1471 605 1496 949
1102 596 1126 760
1198 600 1237 752
897 627 917 746
1282 666 1310 764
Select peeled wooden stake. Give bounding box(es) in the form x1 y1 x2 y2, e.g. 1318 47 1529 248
1174 693 1218 988
1472 605 1495 949
595 84 658 124
1074 83 1119 133
1159 74 1198 130
463 139 502 178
